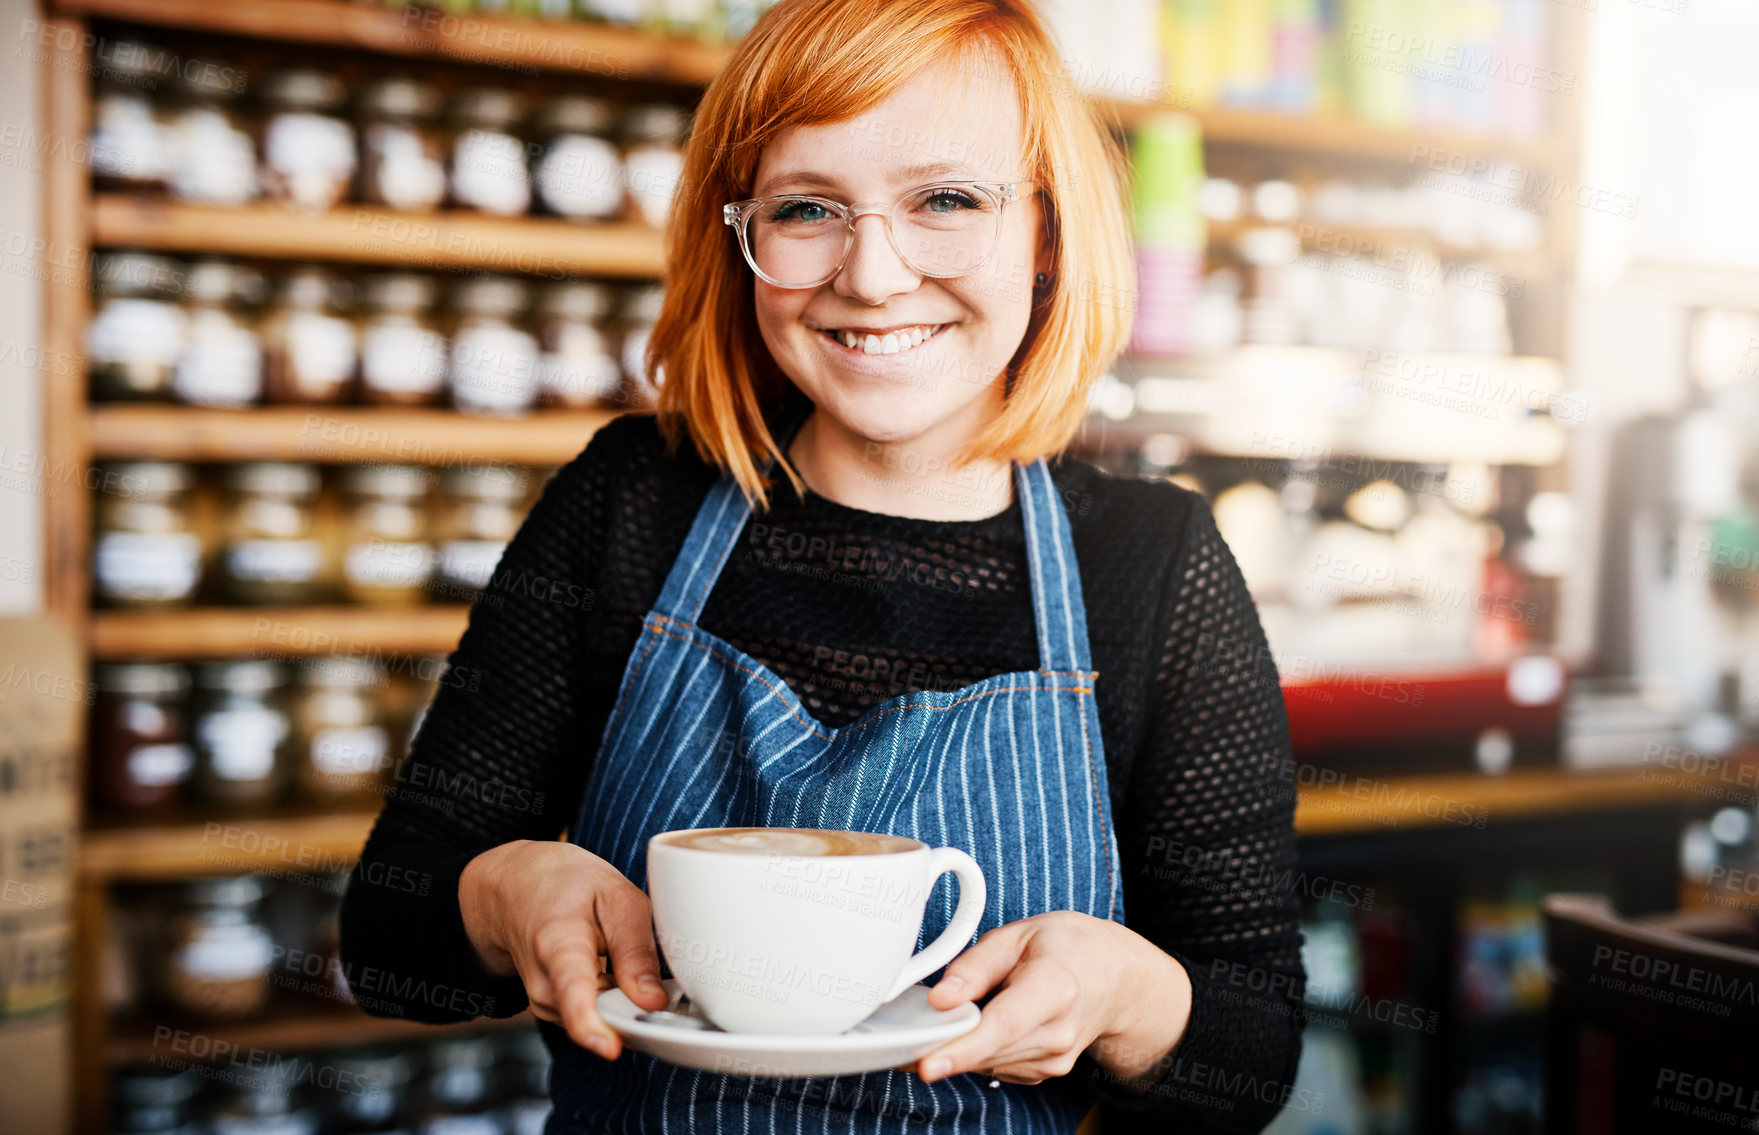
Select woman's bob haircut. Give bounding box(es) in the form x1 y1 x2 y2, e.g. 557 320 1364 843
647 0 1136 511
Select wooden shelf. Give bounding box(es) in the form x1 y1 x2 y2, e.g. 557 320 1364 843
91 606 470 660
53 0 730 83
1294 766 1722 838
89 405 623 464
107 1004 533 1065
1205 217 1550 274
1100 99 1558 172
92 197 667 277
79 765 1740 885
82 809 377 881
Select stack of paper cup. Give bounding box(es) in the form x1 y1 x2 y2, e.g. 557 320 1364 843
1130 113 1207 358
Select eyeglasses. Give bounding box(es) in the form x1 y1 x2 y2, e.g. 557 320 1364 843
722 181 1027 289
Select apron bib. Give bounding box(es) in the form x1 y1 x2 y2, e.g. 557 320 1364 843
549 398 1125 1134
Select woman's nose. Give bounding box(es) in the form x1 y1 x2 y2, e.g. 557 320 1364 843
831 213 921 305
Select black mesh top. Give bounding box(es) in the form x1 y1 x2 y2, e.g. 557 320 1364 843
339 405 1307 1134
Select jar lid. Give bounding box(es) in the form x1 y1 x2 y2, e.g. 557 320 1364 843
531 94 617 137
94 253 184 298
429 1035 500 1068
360 273 437 314
342 463 432 499
225 462 322 498
449 86 525 131
94 40 173 83
357 77 443 121
186 259 265 306
173 59 244 101
179 875 267 908
623 103 689 144
620 285 665 324
95 662 190 698
441 463 529 503
299 657 384 688
111 1063 204 1107
332 1047 418 1086
276 266 351 312
105 461 196 497
536 281 613 323
451 276 529 319
193 660 287 695
260 69 348 113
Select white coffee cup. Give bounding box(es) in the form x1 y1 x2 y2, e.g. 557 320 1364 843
646 826 986 1035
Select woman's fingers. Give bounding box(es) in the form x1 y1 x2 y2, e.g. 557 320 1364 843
917 980 1056 1083
598 884 668 1011
926 922 1028 1010
539 928 624 1059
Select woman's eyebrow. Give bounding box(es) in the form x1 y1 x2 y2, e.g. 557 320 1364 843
754 160 986 197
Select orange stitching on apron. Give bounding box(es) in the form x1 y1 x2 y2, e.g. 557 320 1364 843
1075 682 1115 918
598 619 665 744
646 615 1092 740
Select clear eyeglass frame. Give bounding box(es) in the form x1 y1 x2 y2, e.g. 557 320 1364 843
722 181 1027 289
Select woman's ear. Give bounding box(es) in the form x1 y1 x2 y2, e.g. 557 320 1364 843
1031 189 1056 295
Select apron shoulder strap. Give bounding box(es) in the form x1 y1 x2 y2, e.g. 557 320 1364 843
653 388 815 623
1016 457 1094 674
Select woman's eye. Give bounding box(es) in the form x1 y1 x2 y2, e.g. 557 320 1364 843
769 199 832 223
924 190 982 213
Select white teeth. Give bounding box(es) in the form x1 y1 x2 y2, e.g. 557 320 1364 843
829 324 942 354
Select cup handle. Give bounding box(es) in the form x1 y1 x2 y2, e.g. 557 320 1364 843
883 847 987 1004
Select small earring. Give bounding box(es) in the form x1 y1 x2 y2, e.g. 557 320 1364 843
1034 271 1049 287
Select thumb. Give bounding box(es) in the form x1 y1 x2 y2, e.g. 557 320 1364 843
599 888 669 1012
926 923 1027 1009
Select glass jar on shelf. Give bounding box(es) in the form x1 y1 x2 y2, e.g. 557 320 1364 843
530 95 624 222
159 876 275 1021
357 77 448 213
163 58 257 206
88 253 187 402
622 103 688 229
110 1063 204 1135
207 1070 321 1135
433 464 528 600
91 663 194 814
331 1048 417 1135
359 273 449 406
616 284 665 407
190 661 292 808
89 40 170 193
447 86 530 217
418 1035 502 1135
535 281 621 407
174 259 264 408
218 463 328 606
340 465 435 605
448 276 539 417
293 658 391 802
93 461 203 609
259 68 357 213
261 267 358 404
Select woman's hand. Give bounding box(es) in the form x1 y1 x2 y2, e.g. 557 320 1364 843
459 840 670 1060
906 912 1193 1088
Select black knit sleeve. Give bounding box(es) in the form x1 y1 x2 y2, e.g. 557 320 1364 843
1088 493 1307 1134
337 421 627 1024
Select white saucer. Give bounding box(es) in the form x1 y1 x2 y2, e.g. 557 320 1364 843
599 979 979 1078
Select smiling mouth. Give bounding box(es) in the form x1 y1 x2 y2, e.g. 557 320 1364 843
805 322 950 356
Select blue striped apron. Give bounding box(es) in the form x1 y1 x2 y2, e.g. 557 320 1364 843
548 400 1125 1134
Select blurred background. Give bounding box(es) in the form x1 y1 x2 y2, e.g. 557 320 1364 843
1 0 1758 1132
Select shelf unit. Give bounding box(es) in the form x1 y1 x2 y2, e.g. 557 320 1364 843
35 1 1596 1133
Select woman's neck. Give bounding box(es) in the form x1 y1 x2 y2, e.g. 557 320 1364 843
785 403 1015 522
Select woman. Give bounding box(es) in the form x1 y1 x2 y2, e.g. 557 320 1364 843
340 1 1306 1131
